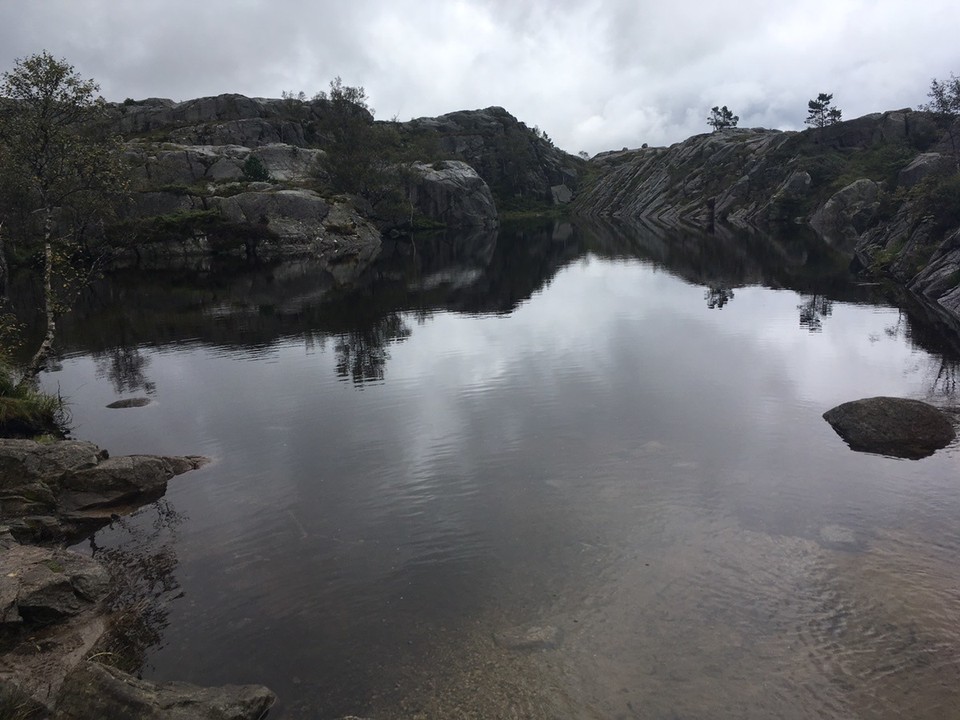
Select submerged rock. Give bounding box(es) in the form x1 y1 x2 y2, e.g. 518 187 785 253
56 661 276 720
493 623 562 651
823 396 956 459
106 397 151 409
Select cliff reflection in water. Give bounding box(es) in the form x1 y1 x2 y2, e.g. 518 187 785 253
36 218 960 718
47 219 960 392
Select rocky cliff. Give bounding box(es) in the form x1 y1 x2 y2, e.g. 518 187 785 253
103 95 578 274
400 106 585 209
573 109 960 321
112 96 584 209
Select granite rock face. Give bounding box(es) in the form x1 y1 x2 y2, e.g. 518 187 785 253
0 543 109 627
810 178 880 248
111 93 332 148
116 189 383 269
0 439 277 717
401 106 584 206
574 110 960 324
125 142 323 189
898 152 954 188
406 161 499 228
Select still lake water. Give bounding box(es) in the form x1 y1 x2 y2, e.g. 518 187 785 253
40 221 960 719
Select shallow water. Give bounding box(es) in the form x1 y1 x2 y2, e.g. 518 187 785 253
42 222 960 718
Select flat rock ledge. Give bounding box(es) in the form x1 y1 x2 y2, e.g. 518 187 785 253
823 396 956 459
0 438 209 543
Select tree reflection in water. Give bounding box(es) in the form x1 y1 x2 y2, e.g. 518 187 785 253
334 313 412 386
884 310 960 396
93 345 156 395
87 500 183 674
705 285 735 309
798 295 833 332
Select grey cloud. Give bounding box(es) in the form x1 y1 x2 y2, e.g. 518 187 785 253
1 0 959 154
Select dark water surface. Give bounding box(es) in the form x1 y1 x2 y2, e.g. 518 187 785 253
41 222 960 719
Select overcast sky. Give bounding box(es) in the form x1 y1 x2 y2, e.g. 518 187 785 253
2 0 959 155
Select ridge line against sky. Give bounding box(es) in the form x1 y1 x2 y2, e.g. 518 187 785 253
2 0 959 155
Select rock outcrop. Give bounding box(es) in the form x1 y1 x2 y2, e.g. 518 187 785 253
0 533 111 709
110 93 335 148
113 95 582 223
574 110 960 323
114 190 383 272
574 128 792 225
823 396 956 459
0 536 275 718
0 441 276 717
125 141 324 188
401 106 584 207
112 95 577 266
0 439 208 542
810 178 880 249
405 161 499 228
1 542 109 627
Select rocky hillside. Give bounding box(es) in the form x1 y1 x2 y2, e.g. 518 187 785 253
112 95 583 208
99 94 584 277
574 110 960 320
400 106 584 209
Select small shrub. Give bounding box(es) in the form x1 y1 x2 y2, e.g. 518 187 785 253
242 155 271 182
0 364 65 438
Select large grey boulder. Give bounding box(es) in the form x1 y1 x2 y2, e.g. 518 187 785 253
406 161 499 228
823 396 956 459
212 189 330 237
56 455 201 514
56 661 276 720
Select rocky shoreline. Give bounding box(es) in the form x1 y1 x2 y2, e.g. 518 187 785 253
0 439 276 719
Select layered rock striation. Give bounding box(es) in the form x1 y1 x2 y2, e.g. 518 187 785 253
574 110 960 322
